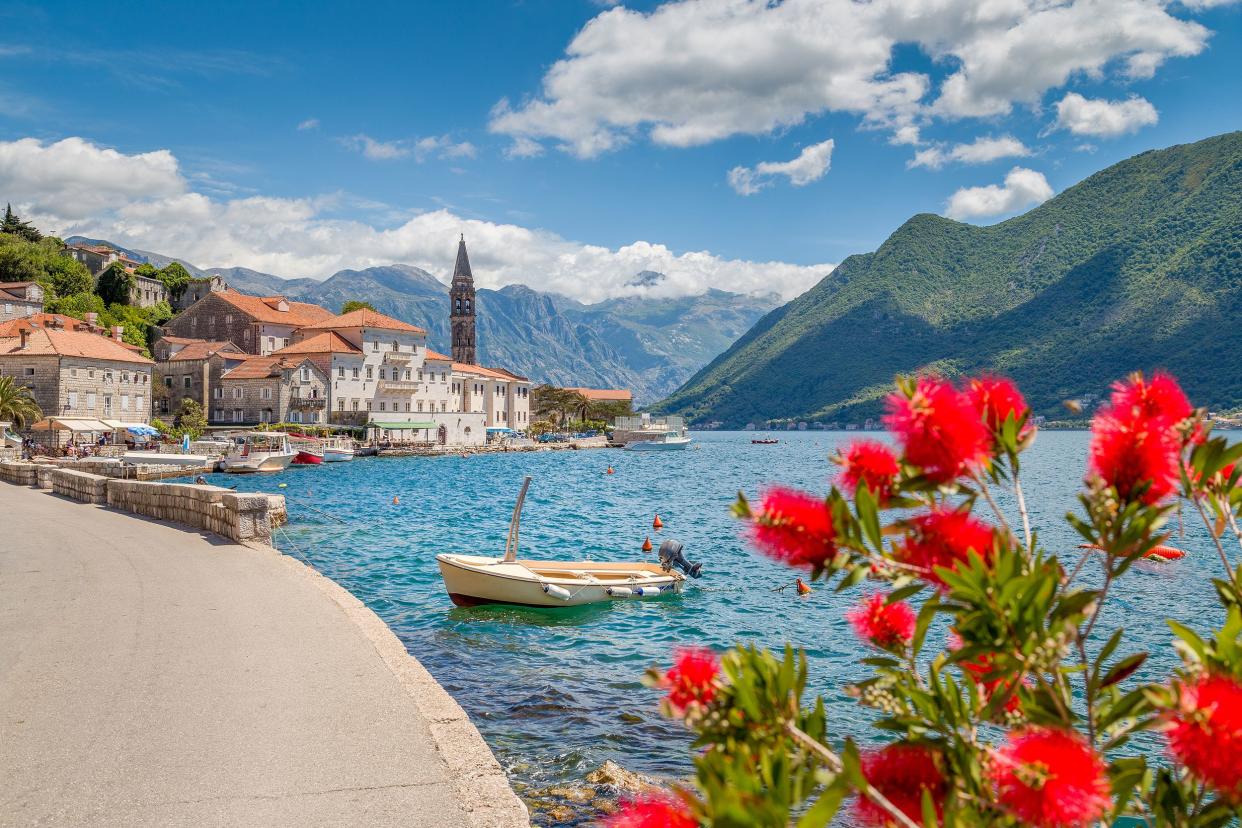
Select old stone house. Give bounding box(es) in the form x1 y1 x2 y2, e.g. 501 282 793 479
153 337 252 418
64 244 169 308
163 290 333 355
0 325 154 425
173 274 228 311
0 282 44 323
215 355 329 426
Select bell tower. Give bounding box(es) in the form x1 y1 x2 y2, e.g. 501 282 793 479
450 234 477 365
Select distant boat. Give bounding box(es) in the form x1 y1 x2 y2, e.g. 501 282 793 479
223 432 297 474
625 431 692 451
751 438 779 444
1078 543 1187 562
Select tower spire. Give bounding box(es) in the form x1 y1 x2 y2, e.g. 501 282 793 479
450 235 477 364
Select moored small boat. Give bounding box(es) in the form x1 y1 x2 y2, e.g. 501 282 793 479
321 436 356 462
752 438 779 444
624 430 692 451
223 432 297 474
1078 543 1187 561
436 477 702 608
292 450 323 465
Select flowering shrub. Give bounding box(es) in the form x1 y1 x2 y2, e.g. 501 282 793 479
630 371 1242 827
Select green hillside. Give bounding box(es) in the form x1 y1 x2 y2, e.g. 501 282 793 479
653 131 1242 426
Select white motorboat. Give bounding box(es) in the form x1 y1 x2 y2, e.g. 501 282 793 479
624 430 692 451
436 477 701 608
321 436 356 462
222 432 297 473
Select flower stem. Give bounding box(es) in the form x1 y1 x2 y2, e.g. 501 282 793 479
1190 495 1241 595
972 471 1014 540
1013 472 1034 554
784 721 921 828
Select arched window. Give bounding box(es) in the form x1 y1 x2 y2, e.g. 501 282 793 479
392 340 399 352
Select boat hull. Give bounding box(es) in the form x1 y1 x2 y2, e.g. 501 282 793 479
436 554 683 608
624 437 692 451
321 447 355 462
292 451 323 465
224 452 297 473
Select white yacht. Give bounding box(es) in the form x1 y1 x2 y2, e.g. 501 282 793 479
222 432 297 473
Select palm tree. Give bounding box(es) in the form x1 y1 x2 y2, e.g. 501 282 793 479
0 375 42 428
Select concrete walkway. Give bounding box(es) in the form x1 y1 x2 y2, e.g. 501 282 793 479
0 484 527 827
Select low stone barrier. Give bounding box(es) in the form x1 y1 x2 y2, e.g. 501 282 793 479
106 480 284 544
36 464 54 490
52 469 109 505
0 460 38 486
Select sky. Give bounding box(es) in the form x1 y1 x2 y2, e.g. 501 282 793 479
0 0 1238 304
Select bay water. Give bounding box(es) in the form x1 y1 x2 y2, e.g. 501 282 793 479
192 431 1228 820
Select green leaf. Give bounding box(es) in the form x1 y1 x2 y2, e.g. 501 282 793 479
1100 652 1148 689
796 781 846 828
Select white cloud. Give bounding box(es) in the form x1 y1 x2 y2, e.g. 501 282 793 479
944 167 1054 221
504 136 545 159
728 139 834 195
296 118 320 131
340 134 476 162
1052 92 1159 137
0 136 830 303
490 0 1212 157
0 137 184 220
909 135 1031 169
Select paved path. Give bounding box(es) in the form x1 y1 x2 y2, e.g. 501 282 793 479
0 484 527 827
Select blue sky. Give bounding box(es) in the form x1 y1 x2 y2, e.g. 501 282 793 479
0 0 1238 303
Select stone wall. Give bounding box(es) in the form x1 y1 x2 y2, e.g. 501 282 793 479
0 459 283 543
164 294 259 354
52 469 109 505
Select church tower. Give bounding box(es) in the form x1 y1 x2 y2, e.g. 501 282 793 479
450 234 477 365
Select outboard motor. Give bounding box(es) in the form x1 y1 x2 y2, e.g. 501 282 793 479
658 539 703 579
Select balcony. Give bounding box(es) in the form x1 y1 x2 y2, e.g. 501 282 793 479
383 351 412 365
377 378 419 393
289 397 327 409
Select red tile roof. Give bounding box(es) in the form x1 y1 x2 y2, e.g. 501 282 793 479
167 340 246 361
214 290 334 327
566 387 632 402
0 313 86 337
273 331 362 355
156 335 205 345
0 327 153 364
452 362 529 382
424 348 452 361
219 355 318 380
299 308 426 334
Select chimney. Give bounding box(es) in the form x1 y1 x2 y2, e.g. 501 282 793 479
19 328 29 349
85 312 98 328
112 325 124 342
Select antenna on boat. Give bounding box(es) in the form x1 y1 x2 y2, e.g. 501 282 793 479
503 476 532 563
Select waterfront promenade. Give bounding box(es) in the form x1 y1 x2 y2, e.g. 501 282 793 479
0 483 528 827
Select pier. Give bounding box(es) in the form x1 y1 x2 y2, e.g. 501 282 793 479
0 483 528 827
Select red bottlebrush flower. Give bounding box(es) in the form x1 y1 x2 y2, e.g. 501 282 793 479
968 376 1030 436
838 440 900 504
662 647 719 714
992 727 1110 828
604 795 697 828
1087 408 1181 505
1110 372 1192 426
897 508 996 587
848 593 916 649
855 743 947 827
1167 674 1242 799
750 486 838 569
960 652 1024 714
884 376 992 482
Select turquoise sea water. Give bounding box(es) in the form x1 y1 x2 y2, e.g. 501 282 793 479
192 431 1229 820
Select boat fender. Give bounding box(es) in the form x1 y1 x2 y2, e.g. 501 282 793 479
607 586 633 597
542 583 573 601
634 585 661 597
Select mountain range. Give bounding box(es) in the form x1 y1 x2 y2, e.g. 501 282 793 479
653 131 1242 426
65 240 781 404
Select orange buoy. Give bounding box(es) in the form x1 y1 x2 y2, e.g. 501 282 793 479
653 514 664 531
392 496 400 505
642 536 653 553
796 577 812 595
606 466 615 475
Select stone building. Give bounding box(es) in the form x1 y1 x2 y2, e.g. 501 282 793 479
162 290 333 355
0 282 44 323
450 235 477 365
0 325 154 425
0 313 146 357
216 355 330 426
64 244 168 308
128 272 169 309
152 337 252 418
63 243 121 275
453 362 532 431
174 275 228 312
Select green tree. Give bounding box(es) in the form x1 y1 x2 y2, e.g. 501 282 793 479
95 262 135 306
157 261 192 302
0 234 91 297
1 204 42 242
174 398 207 441
0 375 43 428
341 299 376 314
44 291 105 318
